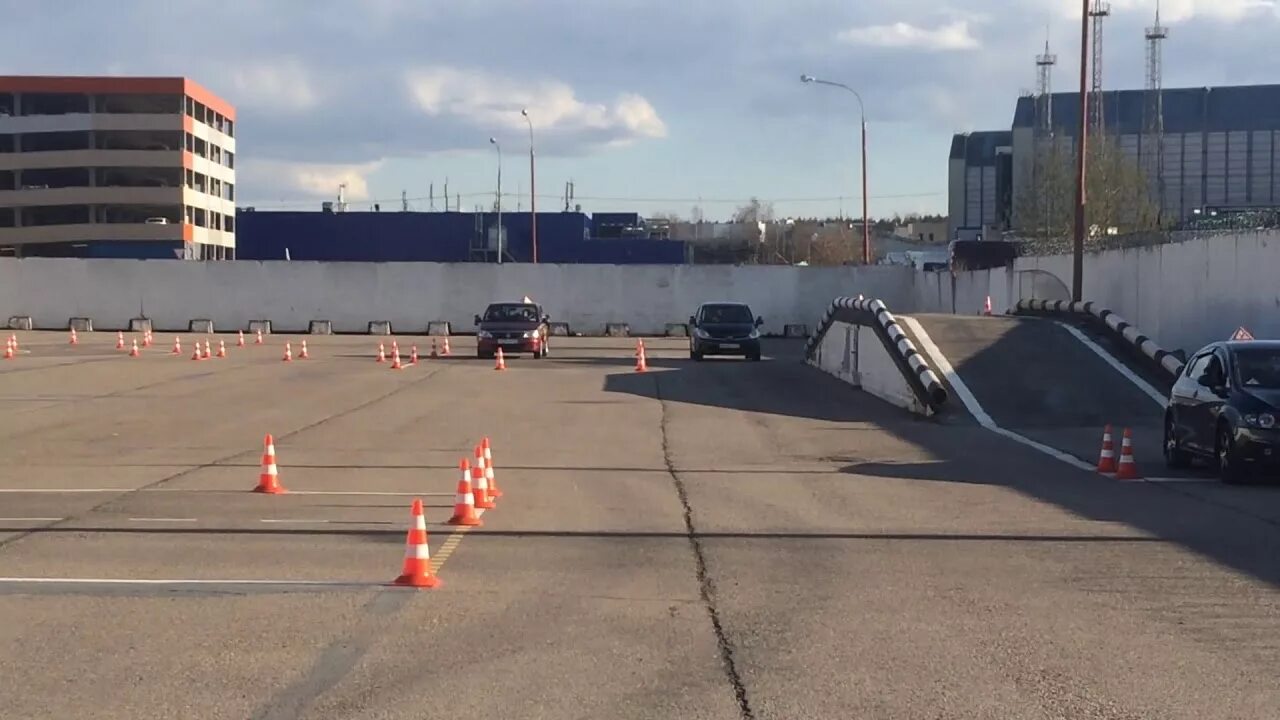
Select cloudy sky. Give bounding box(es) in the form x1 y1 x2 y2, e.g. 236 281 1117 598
3 0 1277 219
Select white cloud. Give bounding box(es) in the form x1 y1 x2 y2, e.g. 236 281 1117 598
404 66 667 142
229 58 321 113
240 160 384 201
837 20 981 51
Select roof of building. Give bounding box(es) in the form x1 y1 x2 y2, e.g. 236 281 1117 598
1012 84 1280 135
949 131 1012 164
0 76 234 118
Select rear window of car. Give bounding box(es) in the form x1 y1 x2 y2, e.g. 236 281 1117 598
700 304 753 324
484 304 538 322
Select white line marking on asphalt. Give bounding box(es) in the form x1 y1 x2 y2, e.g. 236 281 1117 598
1143 476 1215 483
0 517 65 522
0 577 371 587
128 517 198 522
1056 321 1166 407
901 316 1096 474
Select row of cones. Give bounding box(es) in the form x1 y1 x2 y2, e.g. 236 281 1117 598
1097 425 1141 480
377 338 449 369
250 433 500 589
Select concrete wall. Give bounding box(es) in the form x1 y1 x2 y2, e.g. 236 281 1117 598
0 258 915 334
811 320 923 413
918 231 1280 354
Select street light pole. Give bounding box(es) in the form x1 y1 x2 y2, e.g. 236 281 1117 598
801 74 871 265
1072 0 1090 301
490 137 503 264
521 108 537 264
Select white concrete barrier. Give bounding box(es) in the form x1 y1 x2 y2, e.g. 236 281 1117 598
0 258 915 334
811 320 925 414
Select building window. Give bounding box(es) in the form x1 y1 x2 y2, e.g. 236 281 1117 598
225 119 233 138
224 215 234 233
225 183 234 202
225 151 234 169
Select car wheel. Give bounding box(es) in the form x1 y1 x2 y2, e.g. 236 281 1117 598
1163 414 1192 469
747 351 762 362
1217 424 1246 484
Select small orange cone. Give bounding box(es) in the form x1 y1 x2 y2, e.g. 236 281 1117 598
2 339 13 360
255 329 264 345
171 336 182 355
983 296 993 316
216 340 227 358
430 339 439 359
129 339 140 357
494 347 506 371
441 337 451 356
282 342 293 362
237 330 246 348
635 339 648 372
410 345 419 364
191 344 202 361
1096 425 1116 473
391 340 399 356
202 340 212 360
482 437 501 498
472 445 495 509
254 433 286 494
376 343 386 363
1115 428 1141 480
299 340 310 360
448 459 483 526
143 332 153 348
115 331 125 350
69 328 78 345
393 498 442 588
390 346 403 370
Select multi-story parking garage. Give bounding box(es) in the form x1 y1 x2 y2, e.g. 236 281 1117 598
0 76 235 259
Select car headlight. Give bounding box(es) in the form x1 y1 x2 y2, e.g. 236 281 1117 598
748 329 760 339
693 328 709 339
477 330 493 339
1246 412 1277 429
522 330 537 339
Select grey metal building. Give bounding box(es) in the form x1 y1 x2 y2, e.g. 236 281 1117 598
947 130 1011 241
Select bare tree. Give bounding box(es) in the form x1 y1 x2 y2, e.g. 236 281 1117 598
733 197 775 224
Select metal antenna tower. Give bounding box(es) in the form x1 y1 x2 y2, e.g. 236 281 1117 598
1035 32 1058 134
1088 0 1110 134
1145 1 1169 215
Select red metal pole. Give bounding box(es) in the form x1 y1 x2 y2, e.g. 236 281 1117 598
861 120 870 264
1072 0 1090 301
530 149 538 264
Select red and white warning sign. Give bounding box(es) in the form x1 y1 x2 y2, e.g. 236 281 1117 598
1230 326 1255 341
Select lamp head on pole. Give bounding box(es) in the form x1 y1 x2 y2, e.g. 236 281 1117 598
489 137 498 146
520 108 529 118
800 74 815 83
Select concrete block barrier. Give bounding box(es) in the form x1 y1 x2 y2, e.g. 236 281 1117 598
664 323 689 337
7 316 32 331
129 317 152 334
248 320 272 335
549 322 571 336
426 321 451 336
605 323 630 337
783 324 809 338
308 320 333 335
189 319 215 334
368 321 392 335
68 317 93 332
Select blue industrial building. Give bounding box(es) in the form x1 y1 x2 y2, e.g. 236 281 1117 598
234 209 690 264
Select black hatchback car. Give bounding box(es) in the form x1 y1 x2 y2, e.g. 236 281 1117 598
689 302 763 361
1165 340 1280 482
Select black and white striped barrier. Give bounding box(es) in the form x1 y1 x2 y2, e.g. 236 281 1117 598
1015 299 1185 378
806 296 948 409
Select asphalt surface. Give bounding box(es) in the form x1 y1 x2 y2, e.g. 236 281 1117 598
2 330 1280 718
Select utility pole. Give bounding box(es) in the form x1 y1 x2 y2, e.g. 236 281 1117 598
1072 0 1090 301
401 190 408 212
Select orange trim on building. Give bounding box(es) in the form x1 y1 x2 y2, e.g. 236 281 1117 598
183 115 194 133
182 150 194 170
184 79 236 121
182 224 194 243
0 76 235 122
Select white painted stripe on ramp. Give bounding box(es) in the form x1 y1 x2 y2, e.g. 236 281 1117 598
899 316 1096 474
1056 321 1167 407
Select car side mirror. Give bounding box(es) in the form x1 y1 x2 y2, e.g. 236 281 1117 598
473 314 481 325
755 316 764 327
689 315 697 326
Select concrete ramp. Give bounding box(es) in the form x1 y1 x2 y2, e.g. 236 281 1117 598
908 314 1168 467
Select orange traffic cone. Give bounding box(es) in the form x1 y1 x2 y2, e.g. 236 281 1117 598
482 437 501 498
69 328 78 345
494 347 506 371
237 330 246 348
472 445 495 509
430 339 439 359
216 340 227 358
635 339 648 373
143 332 153 348
983 296 993 316
391 340 399 357
282 342 293 362
171 336 182 355
299 340 309 360
1097 425 1116 473
2 339 13 360
128 339 140 357
441 337 451 356
202 340 212 360
376 343 386 363
1115 428 1141 480
410 345 419 365
253 433 286 494
115 331 125 350
191 344 202 361
448 459 483 526
255 328 264 345
393 498 442 588
390 346 403 370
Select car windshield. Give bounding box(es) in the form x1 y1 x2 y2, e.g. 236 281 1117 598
484 304 538 323
1234 348 1280 389
701 304 753 324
